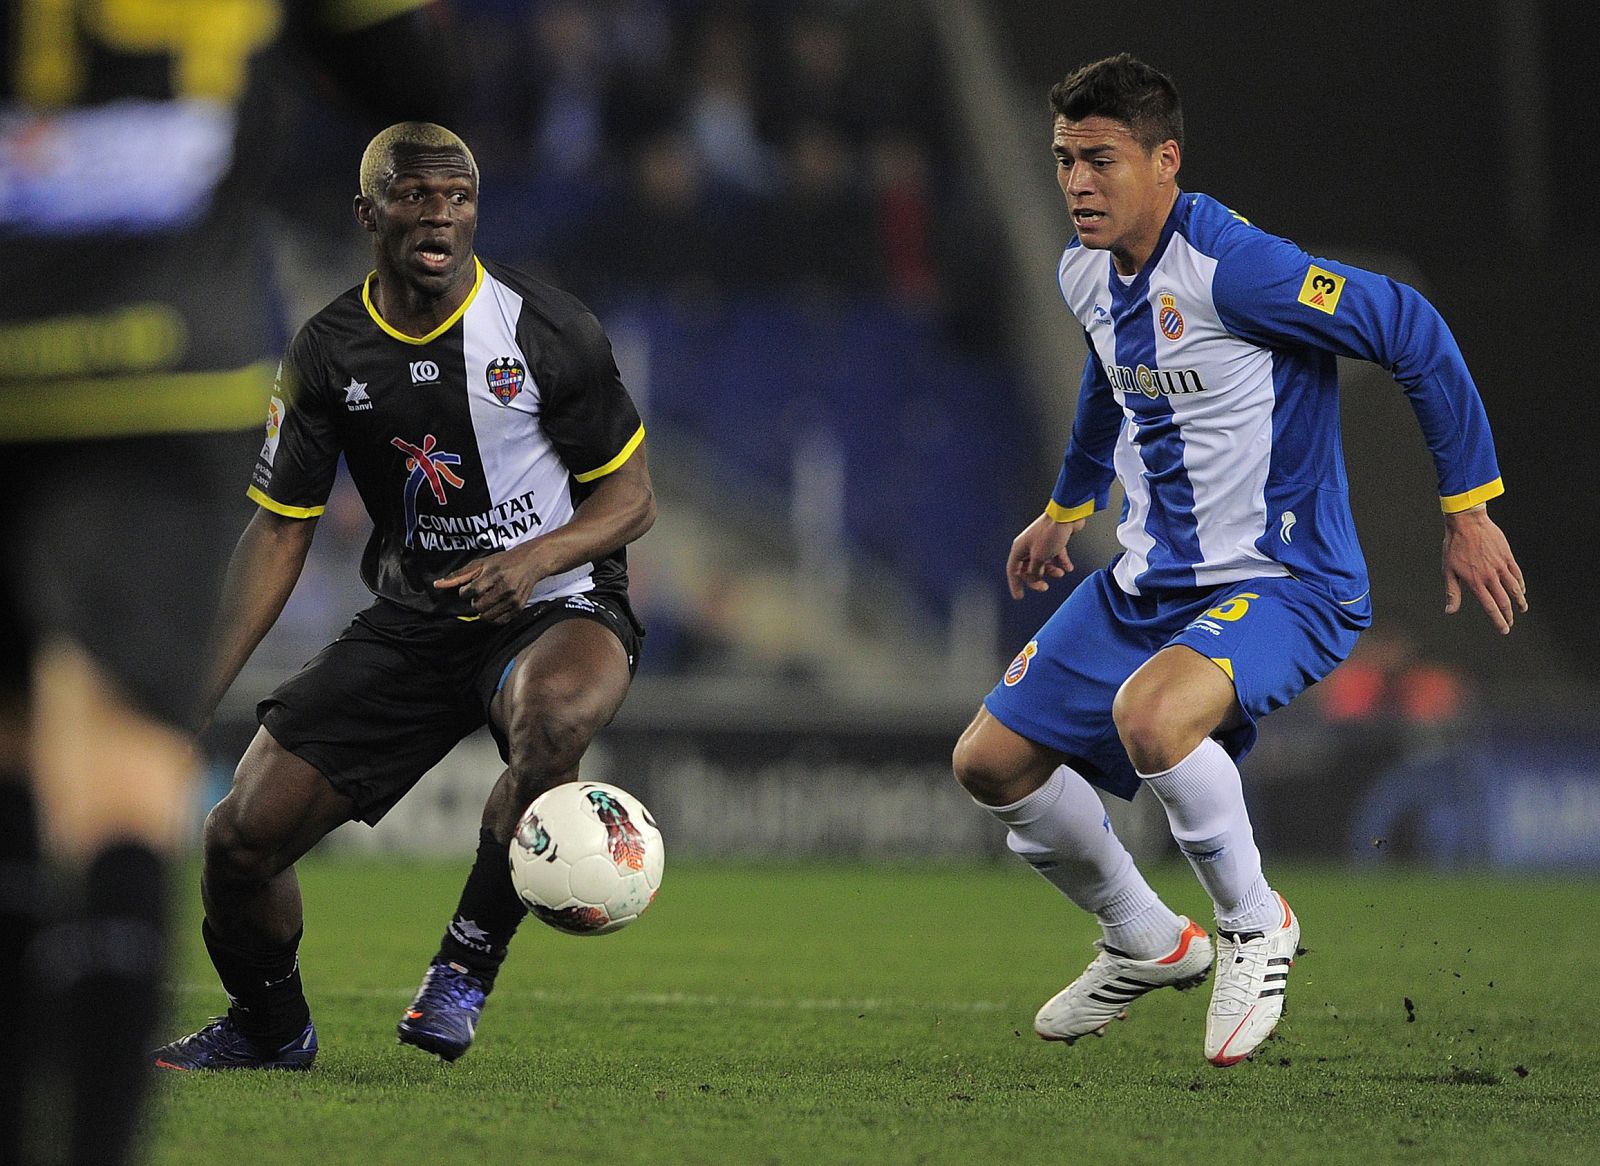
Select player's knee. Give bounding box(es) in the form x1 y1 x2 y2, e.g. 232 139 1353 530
952 734 1014 804
202 796 285 884
1112 680 1189 772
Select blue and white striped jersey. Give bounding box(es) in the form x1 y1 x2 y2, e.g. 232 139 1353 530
1048 191 1503 605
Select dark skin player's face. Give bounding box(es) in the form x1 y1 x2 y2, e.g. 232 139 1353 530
355 148 479 304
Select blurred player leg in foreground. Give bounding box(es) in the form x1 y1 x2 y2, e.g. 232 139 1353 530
0 434 249 1163
3 0 455 1151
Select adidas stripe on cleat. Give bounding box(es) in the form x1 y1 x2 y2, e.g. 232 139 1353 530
1206 892 1300 1066
1034 917 1213 1044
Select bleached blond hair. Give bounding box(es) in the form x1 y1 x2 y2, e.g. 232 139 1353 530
358 122 479 200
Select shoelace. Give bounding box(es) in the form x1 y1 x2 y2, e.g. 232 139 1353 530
1211 935 1271 1012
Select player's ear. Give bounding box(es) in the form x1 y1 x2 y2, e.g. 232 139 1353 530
1157 139 1181 185
353 194 377 232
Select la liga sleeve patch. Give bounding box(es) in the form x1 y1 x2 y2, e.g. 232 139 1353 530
1296 264 1346 315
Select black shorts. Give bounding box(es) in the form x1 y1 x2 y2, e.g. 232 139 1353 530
0 431 257 729
259 591 643 824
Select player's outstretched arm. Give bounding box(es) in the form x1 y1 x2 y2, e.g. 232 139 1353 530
194 509 319 731
1006 513 1085 600
1441 504 1527 635
435 440 657 624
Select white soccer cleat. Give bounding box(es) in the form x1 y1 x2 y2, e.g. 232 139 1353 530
1034 918 1213 1044
1206 892 1300 1066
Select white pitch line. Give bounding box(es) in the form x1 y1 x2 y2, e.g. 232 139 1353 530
172 983 1013 1014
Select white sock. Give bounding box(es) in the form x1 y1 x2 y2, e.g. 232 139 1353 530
1138 737 1277 932
980 766 1183 959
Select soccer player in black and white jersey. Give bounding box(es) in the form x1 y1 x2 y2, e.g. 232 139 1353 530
152 123 657 1069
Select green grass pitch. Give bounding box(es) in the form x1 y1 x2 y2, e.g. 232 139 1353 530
147 858 1600 1164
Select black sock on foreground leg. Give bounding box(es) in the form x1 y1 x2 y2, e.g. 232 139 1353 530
0 779 46 1164
434 828 529 989
46 841 170 1166
201 918 312 1047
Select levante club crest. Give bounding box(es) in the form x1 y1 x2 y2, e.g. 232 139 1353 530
486 356 526 405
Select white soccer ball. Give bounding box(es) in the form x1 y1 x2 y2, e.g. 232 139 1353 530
508 781 664 935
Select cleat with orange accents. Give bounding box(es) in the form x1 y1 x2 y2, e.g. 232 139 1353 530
1206 892 1300 1067
1034 917 1212 1044
397 960 487 1062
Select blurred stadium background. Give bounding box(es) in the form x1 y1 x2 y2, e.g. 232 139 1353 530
204 0 1599 874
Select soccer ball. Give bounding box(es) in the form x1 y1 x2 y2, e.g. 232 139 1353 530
508 781 664 936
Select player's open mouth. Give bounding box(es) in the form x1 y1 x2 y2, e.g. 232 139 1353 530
1073 209 1105 225
416 241 453 270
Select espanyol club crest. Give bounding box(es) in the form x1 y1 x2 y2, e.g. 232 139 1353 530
1003 641 1038 687
486 356 526 405
1157 291 1185 341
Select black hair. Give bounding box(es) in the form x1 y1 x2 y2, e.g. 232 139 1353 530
1049 54 1183 152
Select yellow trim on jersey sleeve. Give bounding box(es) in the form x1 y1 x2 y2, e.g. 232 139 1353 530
246 485 325 519
0 361 274 442
573 424 645 483
362 259 484 345
1440 477 1504 513
1209 657 1235 681
1045 498 1095 523
319 0 431 34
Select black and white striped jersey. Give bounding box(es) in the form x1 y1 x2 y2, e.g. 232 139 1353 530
250 257 644 617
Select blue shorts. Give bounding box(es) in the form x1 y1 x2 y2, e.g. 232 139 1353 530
984 568 1368 800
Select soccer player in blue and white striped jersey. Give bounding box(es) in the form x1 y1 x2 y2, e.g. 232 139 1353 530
952 54 1525 1066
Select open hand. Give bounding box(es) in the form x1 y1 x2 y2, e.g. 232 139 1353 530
1442 506 1526 634
1006 512 1084 600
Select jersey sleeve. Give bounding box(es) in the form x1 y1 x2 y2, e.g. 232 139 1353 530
1210 229 1503 513
1047 340 1122 522
537 310 645 483
247 327 341 518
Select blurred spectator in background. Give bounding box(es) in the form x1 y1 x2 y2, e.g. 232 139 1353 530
554 130 729 304
870 131 941 307
745 119 882 294
440 0 977 320
685 9 776 196
1315 628 1471 728
762 6 876 144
